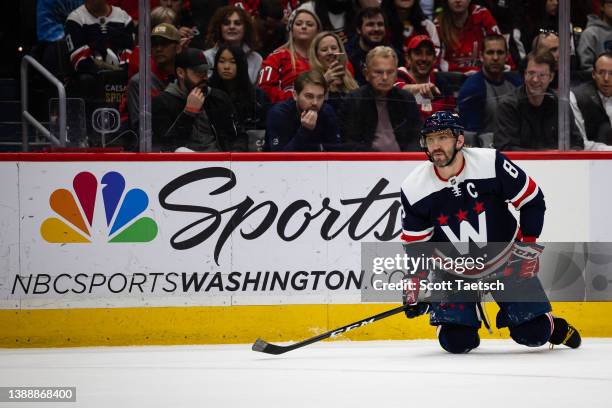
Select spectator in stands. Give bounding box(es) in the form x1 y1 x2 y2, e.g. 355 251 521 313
253 0 291 58
477 0 526 64
520 0 580 66
458 33 521 147
578 0 612 71
339 46 422 151
204 6 262 84
209 44 270 137
397 35 456 121
381 0 439 66
532 30 559 63
494 50 583 150
435 0 509 74
127 23 181 132
189 0 228 48
265 70 341 151
308 31 359 112
570 51 612 149
65 0 135 74
521 0 558 54
36 0 84 76
152 48 245 152
152 6 178 26
127 6 178 81
532 30 565 89
258 8 321 102
120 6 177 130
298 1 355 43
477 0 523 36
345 7 389 85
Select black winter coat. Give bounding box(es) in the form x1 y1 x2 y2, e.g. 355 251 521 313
494 85 584 151
338 84 422 152
152 82 245 152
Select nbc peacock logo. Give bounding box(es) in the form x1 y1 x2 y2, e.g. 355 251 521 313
40 171 158 243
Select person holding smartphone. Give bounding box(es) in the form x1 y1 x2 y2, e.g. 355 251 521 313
308 31 359 112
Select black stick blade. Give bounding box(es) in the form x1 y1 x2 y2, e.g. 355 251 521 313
252 338 291 355
251 306 408 355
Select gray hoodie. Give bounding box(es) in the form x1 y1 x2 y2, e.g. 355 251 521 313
578 14 612 70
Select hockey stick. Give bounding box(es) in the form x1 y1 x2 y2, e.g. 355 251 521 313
252 304 410 355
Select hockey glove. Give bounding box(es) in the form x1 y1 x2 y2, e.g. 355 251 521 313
504 241 545 280
402 276 430 318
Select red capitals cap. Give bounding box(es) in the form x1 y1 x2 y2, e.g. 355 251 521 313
405 35 435 52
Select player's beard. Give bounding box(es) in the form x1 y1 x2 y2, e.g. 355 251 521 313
430 145 457 167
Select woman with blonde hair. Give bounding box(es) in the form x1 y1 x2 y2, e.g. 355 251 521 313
308 31 358 111
258 8 321 103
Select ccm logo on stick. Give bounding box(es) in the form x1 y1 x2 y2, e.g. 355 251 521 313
330 318 375 338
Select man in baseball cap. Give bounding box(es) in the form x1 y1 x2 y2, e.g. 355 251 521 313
174 47 209 74
152 22 181 42
172 47 210 99
151 23 181 78
152 47 245 152
397 34 455 121
404 35 436 81
126 23 181 133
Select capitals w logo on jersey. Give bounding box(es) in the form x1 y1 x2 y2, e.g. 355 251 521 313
399 148 545 276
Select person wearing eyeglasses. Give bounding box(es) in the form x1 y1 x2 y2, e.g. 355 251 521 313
494 50 583 151
570 51 612 150
530 30 563 90
578 0 612 71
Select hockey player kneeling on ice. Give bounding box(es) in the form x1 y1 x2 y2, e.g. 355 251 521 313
399 111 581 354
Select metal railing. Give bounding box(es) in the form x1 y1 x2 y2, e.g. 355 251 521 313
20 55 67 151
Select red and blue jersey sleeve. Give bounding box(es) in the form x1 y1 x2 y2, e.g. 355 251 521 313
400 190 434 244
495 151 545 239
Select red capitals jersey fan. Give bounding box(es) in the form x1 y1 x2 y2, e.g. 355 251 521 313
435 4 515 73
258 47 311 103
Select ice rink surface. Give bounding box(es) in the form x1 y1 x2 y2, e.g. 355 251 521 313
1 339 611 408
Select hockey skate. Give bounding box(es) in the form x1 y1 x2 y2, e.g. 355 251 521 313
549 317 581 349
